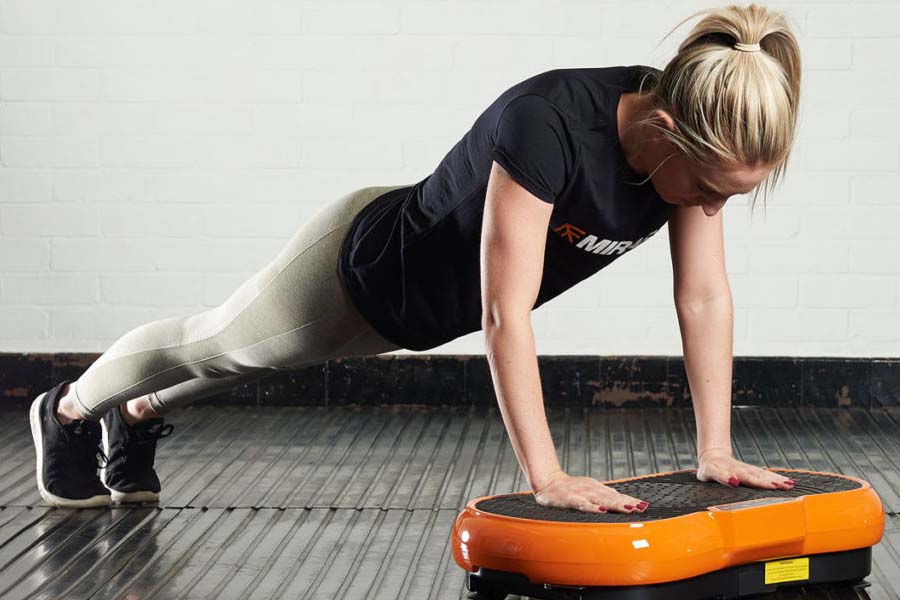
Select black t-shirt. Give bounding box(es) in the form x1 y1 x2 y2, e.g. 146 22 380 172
338 64 676 351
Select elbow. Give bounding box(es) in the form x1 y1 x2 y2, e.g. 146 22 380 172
481 313 503 342
481 306 531 341
675 293 733 318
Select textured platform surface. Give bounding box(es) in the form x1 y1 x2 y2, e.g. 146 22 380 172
475 470 863 522
1 404 900 599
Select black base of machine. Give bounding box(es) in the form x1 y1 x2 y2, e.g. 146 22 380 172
466 546 872 600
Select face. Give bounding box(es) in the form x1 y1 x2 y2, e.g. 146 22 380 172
635 107 774 217
649 149 773 217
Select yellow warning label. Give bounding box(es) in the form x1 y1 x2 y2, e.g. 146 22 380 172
764 557 809 584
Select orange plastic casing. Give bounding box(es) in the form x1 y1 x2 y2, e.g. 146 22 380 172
450 468 885 587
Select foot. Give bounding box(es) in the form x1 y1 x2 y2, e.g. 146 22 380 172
101 403 173 503
29 380 112 508
54 381 83 424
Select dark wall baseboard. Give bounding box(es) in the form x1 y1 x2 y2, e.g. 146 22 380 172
2 353 898 410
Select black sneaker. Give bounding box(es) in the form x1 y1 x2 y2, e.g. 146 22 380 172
100 404 173 503
29 380 112 508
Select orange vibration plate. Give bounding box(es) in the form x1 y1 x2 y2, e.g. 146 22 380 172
452 468 884 600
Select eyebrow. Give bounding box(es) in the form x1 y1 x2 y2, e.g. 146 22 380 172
700 178 752 196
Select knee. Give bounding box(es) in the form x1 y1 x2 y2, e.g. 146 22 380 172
191 355 271 379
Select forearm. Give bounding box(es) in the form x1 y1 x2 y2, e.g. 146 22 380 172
484 318 562 491
675 296 734 459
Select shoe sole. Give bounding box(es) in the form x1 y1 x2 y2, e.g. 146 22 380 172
100 415 160 504
29 391 112 509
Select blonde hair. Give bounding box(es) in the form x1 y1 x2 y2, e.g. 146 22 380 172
630 3 801 212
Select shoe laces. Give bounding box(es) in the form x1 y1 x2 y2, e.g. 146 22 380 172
119 422 174 467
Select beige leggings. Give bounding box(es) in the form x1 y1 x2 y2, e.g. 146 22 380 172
70 184 409 421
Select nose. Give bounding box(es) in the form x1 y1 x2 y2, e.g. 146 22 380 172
702 197 727 216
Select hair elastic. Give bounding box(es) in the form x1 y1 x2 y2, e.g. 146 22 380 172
733 41 761 53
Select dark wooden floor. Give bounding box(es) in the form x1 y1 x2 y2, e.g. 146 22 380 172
1 404 899 599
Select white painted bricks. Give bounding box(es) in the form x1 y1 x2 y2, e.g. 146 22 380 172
0 1 897 356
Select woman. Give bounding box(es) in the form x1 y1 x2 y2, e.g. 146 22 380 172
30 3 801 514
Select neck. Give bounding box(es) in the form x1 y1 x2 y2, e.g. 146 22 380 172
617 92 651 177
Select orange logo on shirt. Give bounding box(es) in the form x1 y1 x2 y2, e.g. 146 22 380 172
553 223 585 243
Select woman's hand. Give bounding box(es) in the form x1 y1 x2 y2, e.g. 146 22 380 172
696 449 796 490
532 470 649 514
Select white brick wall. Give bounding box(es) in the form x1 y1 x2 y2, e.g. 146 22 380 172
0 0 897 357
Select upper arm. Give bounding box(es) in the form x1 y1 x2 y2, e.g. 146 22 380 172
480 160 554 329
668 204 732 307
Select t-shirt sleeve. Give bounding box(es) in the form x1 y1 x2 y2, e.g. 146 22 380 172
490 94 576 204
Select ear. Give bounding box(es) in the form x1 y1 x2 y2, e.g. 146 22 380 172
651 109 677 132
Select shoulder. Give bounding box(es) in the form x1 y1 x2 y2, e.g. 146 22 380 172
494 65 654 126
496 93 568 127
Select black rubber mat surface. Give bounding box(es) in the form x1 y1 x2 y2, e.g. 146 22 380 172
474 470 863 522
1 404 899 599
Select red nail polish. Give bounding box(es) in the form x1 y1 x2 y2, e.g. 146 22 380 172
637 501 649 510
598 506 607 512
624 504 634 510
728 476 739 487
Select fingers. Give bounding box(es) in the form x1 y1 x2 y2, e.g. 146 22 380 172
563 478 650 514
719 468 797 490
744 468 797 490
572 497 608 513
571 495 648 514
583 487 649 514
698 458 797 491
593 494 648 514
